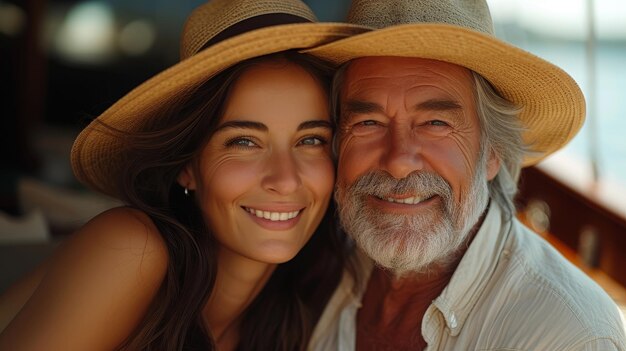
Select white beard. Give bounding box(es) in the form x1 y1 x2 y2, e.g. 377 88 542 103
335 154 490 277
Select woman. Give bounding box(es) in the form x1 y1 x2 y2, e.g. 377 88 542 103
0 0 367 350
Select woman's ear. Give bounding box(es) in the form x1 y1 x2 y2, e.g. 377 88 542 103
486 148 501 181
177 164 197 190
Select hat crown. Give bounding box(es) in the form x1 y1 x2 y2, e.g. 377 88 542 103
348 0 494 34
181 0 318 60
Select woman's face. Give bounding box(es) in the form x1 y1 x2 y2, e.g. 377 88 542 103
179 60 334 265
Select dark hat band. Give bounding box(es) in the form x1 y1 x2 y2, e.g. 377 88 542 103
200 13 312 52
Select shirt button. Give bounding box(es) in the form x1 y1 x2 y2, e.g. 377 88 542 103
449 313 458 329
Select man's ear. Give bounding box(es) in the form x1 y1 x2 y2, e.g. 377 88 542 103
486 148 501 181
177 164 197 190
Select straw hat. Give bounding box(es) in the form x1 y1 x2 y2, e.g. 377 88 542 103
71 0 369 197
303 0 586 166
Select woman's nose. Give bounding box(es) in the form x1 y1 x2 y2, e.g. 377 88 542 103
260 149 302 195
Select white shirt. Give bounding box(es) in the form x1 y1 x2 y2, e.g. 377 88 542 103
309 202 626 350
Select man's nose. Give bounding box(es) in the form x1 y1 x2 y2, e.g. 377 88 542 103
260 149 302 195
381 125 424 179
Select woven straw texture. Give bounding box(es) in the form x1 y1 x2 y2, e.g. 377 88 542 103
181 0 317 59
304 0 585 166
349 0 493 34
71 0 369 198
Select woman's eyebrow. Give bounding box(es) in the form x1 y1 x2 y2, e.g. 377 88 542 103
215 120 267 133
215 120 332 133
298 120 333 131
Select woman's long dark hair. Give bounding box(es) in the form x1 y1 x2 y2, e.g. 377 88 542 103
99 51 346 350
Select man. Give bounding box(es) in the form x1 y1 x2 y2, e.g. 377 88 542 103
305 0 626 350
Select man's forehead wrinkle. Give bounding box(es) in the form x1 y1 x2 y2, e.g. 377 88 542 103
342 59 476 124
345 75 402 97
405 83 454 100
350 58 470 80
343 80 401 121
346 71 471 99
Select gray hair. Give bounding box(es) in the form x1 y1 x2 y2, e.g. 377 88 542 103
472 71 527 217
330 62 528 218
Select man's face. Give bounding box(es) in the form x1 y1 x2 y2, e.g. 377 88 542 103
335 57 500 276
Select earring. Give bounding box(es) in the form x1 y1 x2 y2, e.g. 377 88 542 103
184 187 189 196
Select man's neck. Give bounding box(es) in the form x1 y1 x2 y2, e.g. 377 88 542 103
356 208 490 350
356 260 462 350
363 256 462 327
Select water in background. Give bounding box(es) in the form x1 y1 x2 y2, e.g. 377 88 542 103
311 0 626 187
495 32 626 186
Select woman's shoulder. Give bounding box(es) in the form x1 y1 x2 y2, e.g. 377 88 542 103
66 206 171 298
80 206 169 257
0 207 170 350
84 206 162 236
73 206 170 273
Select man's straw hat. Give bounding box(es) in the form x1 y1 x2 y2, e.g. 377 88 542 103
71 0 369 197
304 0 585 166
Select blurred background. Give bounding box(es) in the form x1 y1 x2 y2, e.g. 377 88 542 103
1 0 625 305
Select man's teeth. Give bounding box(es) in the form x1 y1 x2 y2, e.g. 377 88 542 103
245 208 300 221
384 196 424 205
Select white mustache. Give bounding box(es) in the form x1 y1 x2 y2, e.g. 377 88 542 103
338 170 454 210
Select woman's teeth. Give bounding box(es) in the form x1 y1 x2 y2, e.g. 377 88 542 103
245 207 300 221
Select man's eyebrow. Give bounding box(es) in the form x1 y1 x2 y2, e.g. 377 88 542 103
413 99 462 112
343 99 461 115
298 120 333 131
343 100 384 115
215 120 268 133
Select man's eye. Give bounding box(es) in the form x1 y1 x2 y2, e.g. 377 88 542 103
428 120 449 127
346 119 385 136
357 120 379 127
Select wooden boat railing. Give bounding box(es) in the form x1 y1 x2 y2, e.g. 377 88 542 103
517 165 626 314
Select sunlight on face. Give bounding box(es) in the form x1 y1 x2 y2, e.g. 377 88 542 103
335 57 496 276
183 60 334 266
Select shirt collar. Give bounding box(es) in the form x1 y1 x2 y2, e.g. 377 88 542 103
350 247 375 303
343 202 512 337
430 201 512 336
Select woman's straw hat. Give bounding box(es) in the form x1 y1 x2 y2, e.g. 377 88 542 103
304 0 586 166
71 0 369 197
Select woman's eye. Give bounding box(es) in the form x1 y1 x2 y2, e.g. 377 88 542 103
225 137 257 148
299 136 327 146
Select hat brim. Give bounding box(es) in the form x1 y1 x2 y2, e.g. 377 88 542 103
71 22 370 198
302 23 586 166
